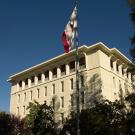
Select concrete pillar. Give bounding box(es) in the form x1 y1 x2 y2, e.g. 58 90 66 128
128 72 131 82
66 64 69 75
16 83 19 91
35 75 38 85
113 61 117 73
42 73 45 83
49 70 52 81
28 78 31 88
119 64 122 76
57 67 61 78
22 81 25 90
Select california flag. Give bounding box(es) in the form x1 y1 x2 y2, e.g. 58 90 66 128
62 6 77 53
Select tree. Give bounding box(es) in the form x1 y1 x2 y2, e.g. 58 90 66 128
128 0 135 62
25 101 58 135
0 112 28 135
62 99 127 135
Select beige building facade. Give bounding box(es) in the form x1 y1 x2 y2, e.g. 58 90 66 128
8 42 134 121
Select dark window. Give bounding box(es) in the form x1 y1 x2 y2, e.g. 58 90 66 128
38 74 41 82
127 72 129 78
19 81 22 88
31 76 34 84
122 68 124 75
70 78 73 90
52 98 55 110
30 91 32 100
52 84 55 94
110 59 113 69
25 78 28 86
71 94 73 106
70 61 75 73
79 57 86 69
61 81 64 92
61 97 64 108
45 71 49 80
61 64 66 76
45 87 47 96
116 63 119 72
52 68 57 78
37 89 40 98
61 113 64 124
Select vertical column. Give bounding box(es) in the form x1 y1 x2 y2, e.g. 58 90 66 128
35 75 38 85
22 80 25 90
57 67 61 78
42 73 45 83
128 72 131 82
113 60 117 73
119 64 122 76
49 70 52 81
66 64 69 75
16 83 19 91
28 78 31 88
124 68 127 78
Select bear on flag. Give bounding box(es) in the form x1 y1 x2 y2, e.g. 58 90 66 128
62 6 77 53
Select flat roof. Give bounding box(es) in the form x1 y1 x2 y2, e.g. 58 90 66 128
8 42 133 82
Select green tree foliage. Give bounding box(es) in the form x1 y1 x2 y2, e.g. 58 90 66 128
25 101 58 135
0 112 28 135
128 0 135 62
62 93 135 135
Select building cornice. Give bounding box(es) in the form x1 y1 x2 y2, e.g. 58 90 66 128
8 42 133 82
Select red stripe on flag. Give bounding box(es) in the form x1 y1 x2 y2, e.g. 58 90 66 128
62 32 69 53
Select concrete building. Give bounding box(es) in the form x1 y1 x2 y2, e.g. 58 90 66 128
8 42 134 121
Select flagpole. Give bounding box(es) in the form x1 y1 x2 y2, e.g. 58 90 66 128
75 0 80 135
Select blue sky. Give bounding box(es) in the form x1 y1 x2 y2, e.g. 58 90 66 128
0 0 133 112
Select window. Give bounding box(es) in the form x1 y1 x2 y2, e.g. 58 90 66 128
52 68 57 78
52 98 55 110
25 78 28 87
127 72 129 78
61 97 64 108
61 81 64 92
52 84 55 94
69 61 75 73
19 81 22 89
24 92 26 102
122 68 124 75
71 94 74 106
23 106 25 115
38 74 42 83
70 78 73 90
37 89 40 98
110 59 113 69
61 64 66 76
30 91 33 100
61 113 64 124
116 63 119 72
31 76 34 85
18 94 20 103
79 57 86 69
45 87 47 96
45 71 49 81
